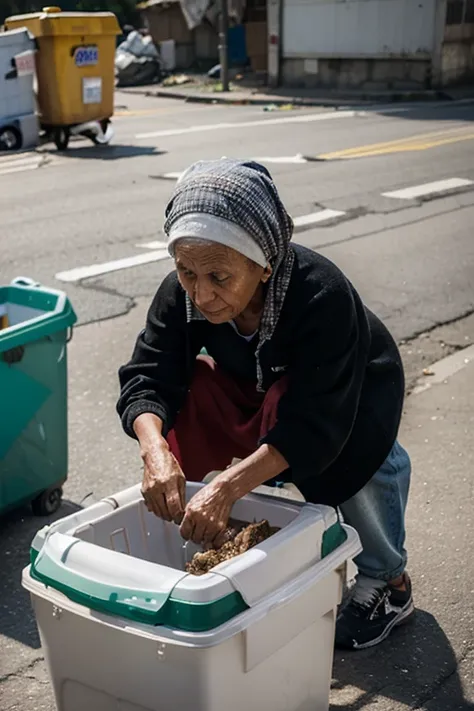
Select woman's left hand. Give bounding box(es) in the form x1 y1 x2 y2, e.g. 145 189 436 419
180 481 235 547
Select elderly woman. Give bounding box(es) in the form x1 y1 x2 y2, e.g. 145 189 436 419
117 158 413 650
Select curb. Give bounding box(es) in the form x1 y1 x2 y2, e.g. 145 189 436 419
119 86 467 107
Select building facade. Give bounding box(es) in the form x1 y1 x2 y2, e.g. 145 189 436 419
269 0 474 89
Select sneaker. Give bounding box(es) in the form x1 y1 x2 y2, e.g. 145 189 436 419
335 572 415 650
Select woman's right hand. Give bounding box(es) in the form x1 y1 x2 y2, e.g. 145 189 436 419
141 443 186 523
134 414 186 524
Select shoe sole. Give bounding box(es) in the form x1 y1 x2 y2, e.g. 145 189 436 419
350 599 416 651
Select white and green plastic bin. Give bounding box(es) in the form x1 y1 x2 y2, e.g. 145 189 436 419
23 481 361 711
0 277 77 516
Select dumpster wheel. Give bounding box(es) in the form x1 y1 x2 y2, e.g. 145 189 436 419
53 127 70 151
32 486 63 516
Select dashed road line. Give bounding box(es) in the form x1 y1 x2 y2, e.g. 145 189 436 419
135 109 359 140
56 207 347 283
293 210 345 228
134 209 346 252
159 156 308 181
55 248 169 283
137 240 167 249
382 177 474 200
54 174 473 284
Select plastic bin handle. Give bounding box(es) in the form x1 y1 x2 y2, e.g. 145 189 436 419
32 532 187 624
10 277 41 288
0 278 76 354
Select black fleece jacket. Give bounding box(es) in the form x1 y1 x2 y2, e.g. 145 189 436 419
117 244 404 506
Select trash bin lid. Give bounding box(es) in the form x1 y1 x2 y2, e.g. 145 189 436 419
0 277 77 353
5 8 121 38
26 483 355 632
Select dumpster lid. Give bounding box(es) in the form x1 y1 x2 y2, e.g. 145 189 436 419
0 277 76 353
5 8 120 37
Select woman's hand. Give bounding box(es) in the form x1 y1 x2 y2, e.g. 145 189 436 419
141 442 186 523
134 413 186 524
180 480 235 547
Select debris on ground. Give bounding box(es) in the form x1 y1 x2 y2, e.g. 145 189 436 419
186 519 280 575
115 30 161 87
162 73 193 87
263 103 295 112
207 63 221 79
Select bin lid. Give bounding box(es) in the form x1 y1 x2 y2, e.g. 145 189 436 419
0 277 77 353
26 483 353 632
0 28 35 48
5 8 121 38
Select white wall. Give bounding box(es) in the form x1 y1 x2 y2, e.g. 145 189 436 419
283 0 437 59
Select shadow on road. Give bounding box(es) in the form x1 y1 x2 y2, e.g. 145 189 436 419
331 609 473 710
378 102 474 124
46 145 165 161
0 500 82 649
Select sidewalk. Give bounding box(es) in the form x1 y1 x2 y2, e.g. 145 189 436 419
0 302 473 710
331 344 474 710
120 78 474 108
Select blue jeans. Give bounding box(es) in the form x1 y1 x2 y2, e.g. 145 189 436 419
339 441 411 581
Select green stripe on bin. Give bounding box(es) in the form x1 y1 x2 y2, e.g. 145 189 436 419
30 547 248 632
28 520 347 632
321 521 347 559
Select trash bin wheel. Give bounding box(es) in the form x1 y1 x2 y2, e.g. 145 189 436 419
90 119 111 146
53 127 70 151
31 486 63 516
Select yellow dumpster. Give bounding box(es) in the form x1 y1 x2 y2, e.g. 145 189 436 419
5 7 120 150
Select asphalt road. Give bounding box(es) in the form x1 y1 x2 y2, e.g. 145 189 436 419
1 92 474 711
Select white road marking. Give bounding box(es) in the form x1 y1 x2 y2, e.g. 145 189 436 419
161 155 307 181
136 109 358 139
0 150 63 176
135 209 345 250
412 344 474 395
293 209 345 229
382 177 474 200
55 248 169 283
0 151 46 176
58 207 347 283
137 240 167 249
163 171 183 180
253 154 308 164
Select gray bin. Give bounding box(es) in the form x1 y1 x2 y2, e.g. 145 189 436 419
0 28 38 149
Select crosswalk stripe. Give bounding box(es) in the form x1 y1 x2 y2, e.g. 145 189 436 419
0 151 61 177
0 151 47 176
0 163 40 176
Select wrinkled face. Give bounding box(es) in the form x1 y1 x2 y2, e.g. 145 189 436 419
174 240 270 324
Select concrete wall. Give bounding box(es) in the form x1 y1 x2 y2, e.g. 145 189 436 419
282 0 437 59
281 56 431 90
440 22 474 85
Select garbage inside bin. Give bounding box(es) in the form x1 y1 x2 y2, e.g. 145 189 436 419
185 519 280 575
0 277 77 516
23 481 361 711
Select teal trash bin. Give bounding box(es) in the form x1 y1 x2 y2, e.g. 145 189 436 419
0 277 77 516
